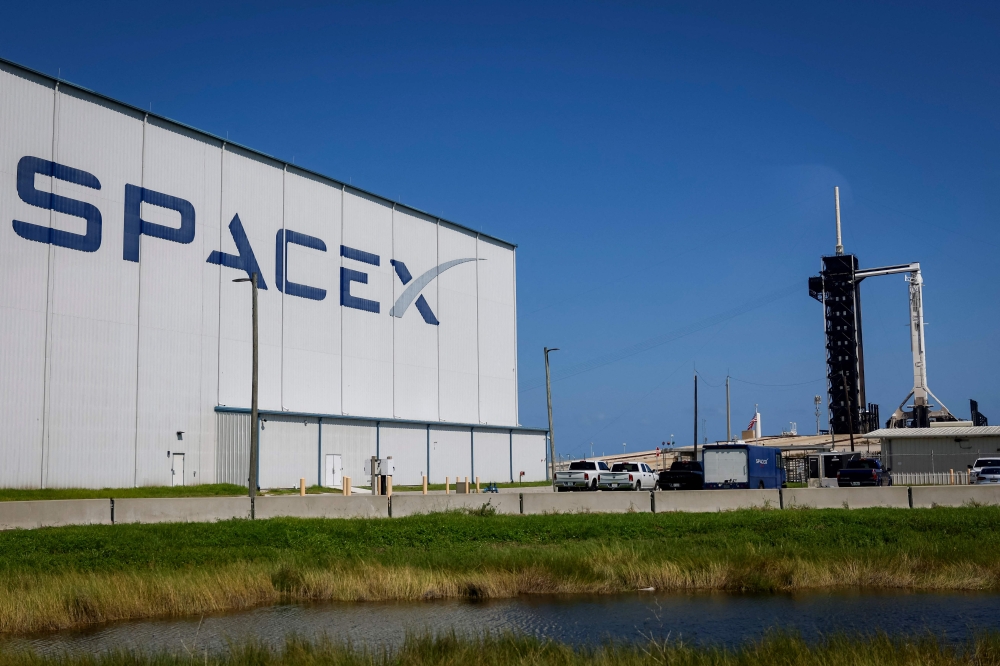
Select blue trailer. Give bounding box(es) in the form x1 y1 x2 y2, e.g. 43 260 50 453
700 444 786 489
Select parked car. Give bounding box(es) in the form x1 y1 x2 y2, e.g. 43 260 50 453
599 462 658 491
974 467 1000 485
701 445 786 489
658 460 704 490
970 458 1000 484
554 460 610 491
836 458 892 487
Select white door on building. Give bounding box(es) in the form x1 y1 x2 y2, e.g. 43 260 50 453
325 454 342 488
172 453 185 487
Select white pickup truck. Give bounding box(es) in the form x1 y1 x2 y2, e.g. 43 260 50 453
554 460 610 491
598 462 658 491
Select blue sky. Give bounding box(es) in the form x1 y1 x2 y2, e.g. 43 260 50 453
3 1 997 458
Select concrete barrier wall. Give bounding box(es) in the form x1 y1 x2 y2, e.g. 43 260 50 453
782 487 909 509
114 497 252 524
9 483 1000 532
0 499 111 530
390 493 519 517
522 491 651 515
911 485 1000 508
654 489 779 513
255 495 389 519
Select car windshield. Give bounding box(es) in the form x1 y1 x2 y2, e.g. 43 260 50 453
569 462 596 471
981 468 1000 475
976 460 1000 468
844 460 878 469
612 463 639 472
670 461 701 471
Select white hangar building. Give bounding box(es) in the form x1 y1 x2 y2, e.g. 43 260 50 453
0 58 548 490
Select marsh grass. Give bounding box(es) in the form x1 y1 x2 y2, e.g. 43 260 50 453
0 486 247 502
1 508 999 634
3 632 1000 666
392 481 551 492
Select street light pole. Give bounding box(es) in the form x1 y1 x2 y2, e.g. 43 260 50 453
544 347 559 483
234 272 260 516
693 374 698 459
726 376 731 442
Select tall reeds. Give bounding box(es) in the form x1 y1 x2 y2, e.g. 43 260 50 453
3 632 1000 666
1 508 998 635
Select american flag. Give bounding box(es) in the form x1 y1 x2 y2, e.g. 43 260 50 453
747 413 757 430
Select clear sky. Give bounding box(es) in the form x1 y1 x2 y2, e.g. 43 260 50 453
3 1 997 458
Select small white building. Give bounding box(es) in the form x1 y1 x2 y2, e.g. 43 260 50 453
866 426 1000 475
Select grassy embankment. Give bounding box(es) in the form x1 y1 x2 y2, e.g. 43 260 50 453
392 481 551 492
0 485 248 502
1 507 1000 634
0 482 550 500
4 633 1000 666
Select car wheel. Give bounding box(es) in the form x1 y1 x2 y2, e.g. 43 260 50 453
591 480 598 491
758 481 765 489
635 481 641 491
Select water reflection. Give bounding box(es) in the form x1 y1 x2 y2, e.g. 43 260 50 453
3 590 999 656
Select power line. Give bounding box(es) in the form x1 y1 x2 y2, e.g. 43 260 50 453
565 322 732 458
730 376 825 387
521 191 825 320
519 280 801 393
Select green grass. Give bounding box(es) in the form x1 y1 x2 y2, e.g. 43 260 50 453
3 632 1000 666
261 486 342 496
2 507 1000 634
0 484 247 502
392 481 551 492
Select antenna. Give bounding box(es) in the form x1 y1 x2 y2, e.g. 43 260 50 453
834 186 844 256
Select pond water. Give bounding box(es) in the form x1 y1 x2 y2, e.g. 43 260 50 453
3 590 999 656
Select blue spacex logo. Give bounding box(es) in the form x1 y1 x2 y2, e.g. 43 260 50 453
9 155 477 326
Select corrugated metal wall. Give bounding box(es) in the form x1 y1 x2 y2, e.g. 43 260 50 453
222 411 547 489
437 224 480 423
320 420 377 489
0 68 51 488
886 437 1000 474
0 62 529 489
44 90 144 489
476 238 517 426
216 412 250 486
259 415 319 489
473 429 511 483
341 191 394 418
378 423 427 486
281 171 342 414
135 120 221 487
512 431 548 482
392 208 439 421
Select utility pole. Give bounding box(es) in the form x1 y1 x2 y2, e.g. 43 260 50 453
544 347 559 481
693 374 698 459
840 370 855 452
233 272 259 517
726 376 731 442
834 186 843 256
